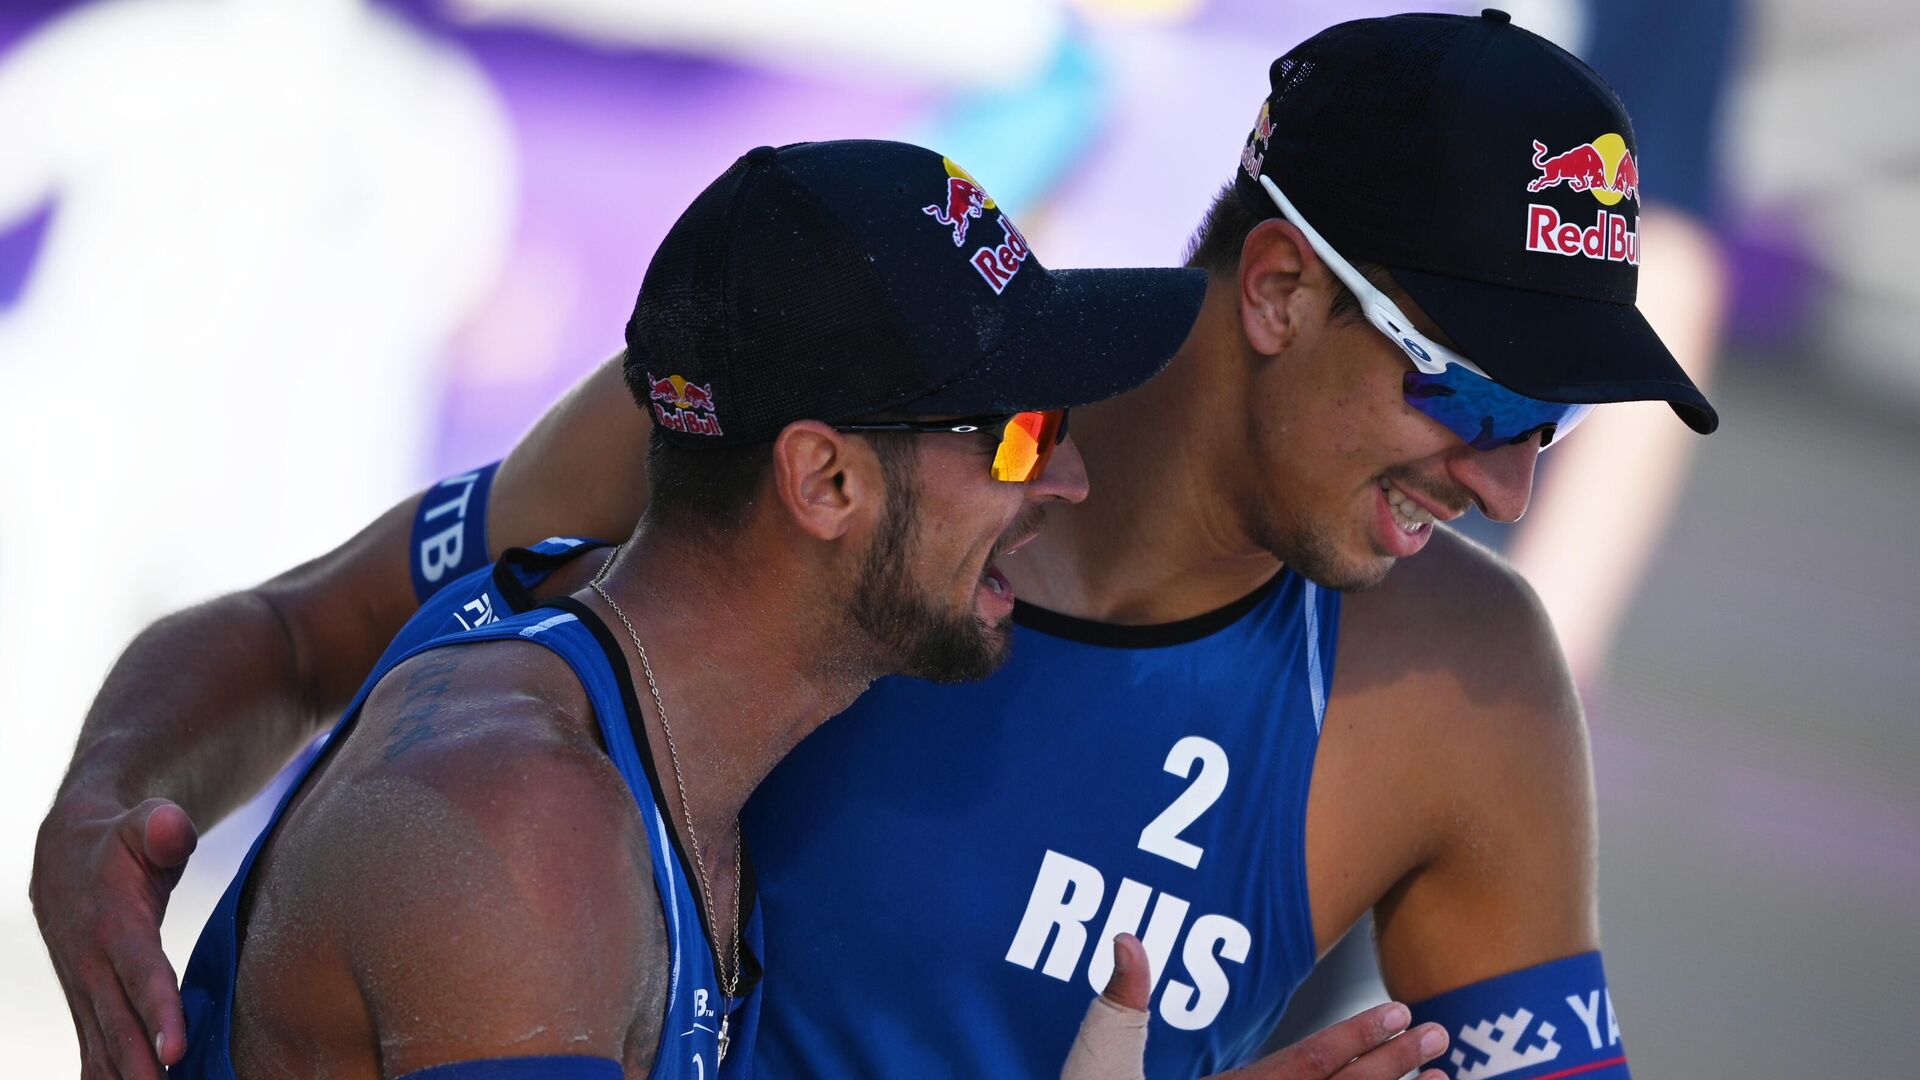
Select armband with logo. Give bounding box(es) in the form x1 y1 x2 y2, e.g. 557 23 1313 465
409 461 500 603
397 1055 621 1079
1408 951 1628 1080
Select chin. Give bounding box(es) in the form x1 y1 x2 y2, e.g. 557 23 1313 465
1296 551 1397 593
1256 517 1397 594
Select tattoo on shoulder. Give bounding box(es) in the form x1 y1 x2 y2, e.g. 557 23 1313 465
381 653 464 761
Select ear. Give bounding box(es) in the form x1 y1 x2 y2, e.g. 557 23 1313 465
1237 218 1330 357
769 421 879 542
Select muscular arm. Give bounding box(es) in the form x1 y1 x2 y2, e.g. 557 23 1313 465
54 354 649 827
1319 529 1598 1004
33 353 650 1076
1370 566 1597 1002
56 498 418 829
234 645 665 1077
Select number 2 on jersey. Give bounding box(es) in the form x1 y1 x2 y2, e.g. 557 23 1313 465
1137 736 1229 868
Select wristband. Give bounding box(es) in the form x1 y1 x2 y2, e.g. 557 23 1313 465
409 461 500 603
1409 951 1629 1079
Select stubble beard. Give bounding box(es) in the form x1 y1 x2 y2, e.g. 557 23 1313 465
1249 500 1396 594
849 473 1012 685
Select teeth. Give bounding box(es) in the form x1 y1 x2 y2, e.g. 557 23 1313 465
1382 483 1435 534
984 568 1008 597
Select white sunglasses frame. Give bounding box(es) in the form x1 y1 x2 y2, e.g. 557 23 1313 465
1257 174 1495 381
1257 173 1600 451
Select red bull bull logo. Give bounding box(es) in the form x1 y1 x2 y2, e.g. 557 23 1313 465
1523 133 1640 265
923 157 996 246
647 372 723 436
1527 133 1639 205
920 157 1031 294
1241 99 1274 180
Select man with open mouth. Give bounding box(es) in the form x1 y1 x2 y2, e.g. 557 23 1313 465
37 12 1711 1080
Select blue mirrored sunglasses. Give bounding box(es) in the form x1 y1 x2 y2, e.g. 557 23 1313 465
1258 175 1596 451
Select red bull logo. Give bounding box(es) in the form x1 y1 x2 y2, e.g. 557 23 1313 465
921 157 1030 294
923 157 996 246
1523 133 1640 265
647 372 723 436
1241 99 1274 180
1527 133 1639 206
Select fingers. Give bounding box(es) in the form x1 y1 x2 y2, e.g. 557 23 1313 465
1100 933 1150 1012
137 799 199 873
108 923 187 1069
119 799 197 1067
1239 1002 1447 1079
82 960 168 1080
1265 1002 1413 1076
52 959 108 1079
39 799 197 1078
1330 1019 1448 1080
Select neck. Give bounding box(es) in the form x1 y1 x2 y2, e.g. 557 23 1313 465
580 525 880 840
1006 279 1282 623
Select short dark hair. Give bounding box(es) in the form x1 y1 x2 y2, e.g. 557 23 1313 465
1182 181 1389 325
641 423 921 536
644 430 775 535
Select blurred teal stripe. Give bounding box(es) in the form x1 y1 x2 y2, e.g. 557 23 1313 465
902 32 1108 217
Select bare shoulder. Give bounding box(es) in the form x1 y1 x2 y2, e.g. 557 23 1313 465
1337 525 1579 732
1331 526 1588 849
1325 528 1599 999
238 640 669 1074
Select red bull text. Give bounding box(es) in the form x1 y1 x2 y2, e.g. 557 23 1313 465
970 217 1031 294
1525 205 1639 264
647 372 724 436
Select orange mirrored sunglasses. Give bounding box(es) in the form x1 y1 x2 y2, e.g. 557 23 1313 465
833 409 1069 483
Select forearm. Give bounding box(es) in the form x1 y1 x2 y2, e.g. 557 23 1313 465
56 490 424 827
57 588 329 828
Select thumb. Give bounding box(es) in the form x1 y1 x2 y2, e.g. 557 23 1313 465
1062 936 1149 1080
135 799 198 870
1100 933 1150 1013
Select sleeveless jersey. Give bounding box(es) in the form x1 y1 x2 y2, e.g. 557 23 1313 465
174 540 763 1080
743 569 1340 1078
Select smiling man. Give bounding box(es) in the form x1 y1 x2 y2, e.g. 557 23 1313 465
37 13 1711 1080
147 139 1208 1080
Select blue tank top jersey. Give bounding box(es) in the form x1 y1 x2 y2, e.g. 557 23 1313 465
174 540 763 1080
743 569 1340 1078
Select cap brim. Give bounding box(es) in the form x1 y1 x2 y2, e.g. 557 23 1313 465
903 267 1208 416
1388 267 1719 435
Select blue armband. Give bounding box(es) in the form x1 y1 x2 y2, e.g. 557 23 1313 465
397 1055 621 1079
409 461 500 603
1409 951 1629 1079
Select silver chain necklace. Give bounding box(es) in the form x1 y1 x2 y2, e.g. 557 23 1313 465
589 549 743 1064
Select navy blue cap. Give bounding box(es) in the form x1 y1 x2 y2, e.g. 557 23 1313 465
1233 9 1717 434
628 140 1207 445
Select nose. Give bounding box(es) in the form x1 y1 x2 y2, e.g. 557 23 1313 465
1447 437 1539 523
1030 434 1090 505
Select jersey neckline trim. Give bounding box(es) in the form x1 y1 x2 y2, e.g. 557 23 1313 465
1012 568 1290 648
548 595 765 998
491 540 611 613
